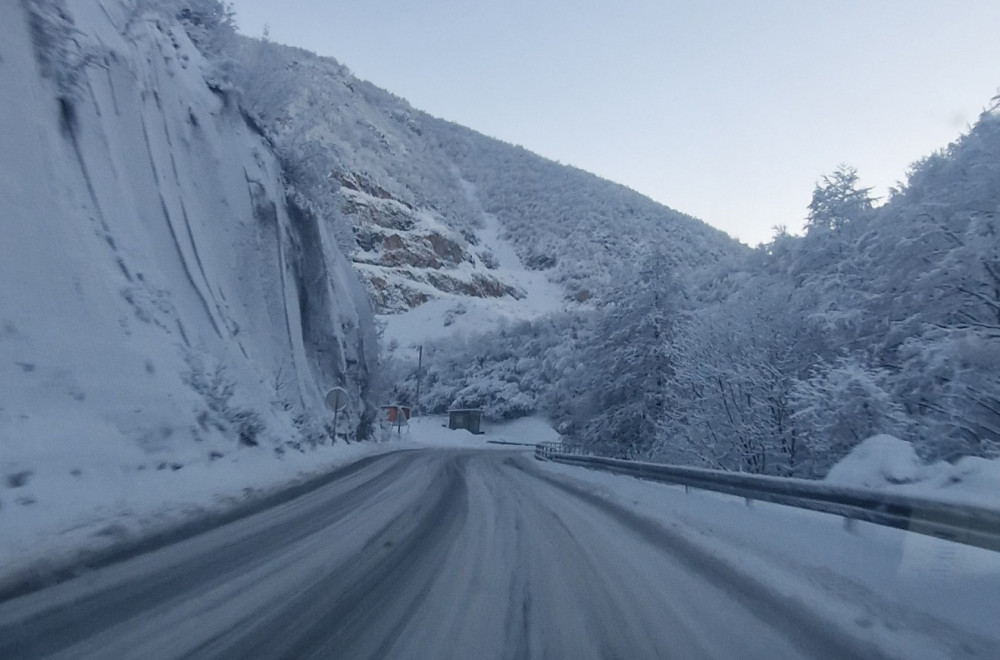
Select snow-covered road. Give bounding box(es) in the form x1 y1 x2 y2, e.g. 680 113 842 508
1 449 996 659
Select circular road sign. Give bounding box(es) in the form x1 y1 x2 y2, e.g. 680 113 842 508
324 387 349 412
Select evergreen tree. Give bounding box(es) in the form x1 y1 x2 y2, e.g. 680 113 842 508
805 164 875 232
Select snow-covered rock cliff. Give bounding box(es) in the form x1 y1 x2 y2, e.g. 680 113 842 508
0 0 378 501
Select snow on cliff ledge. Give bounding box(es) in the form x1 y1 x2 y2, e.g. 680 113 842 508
0 0 378 565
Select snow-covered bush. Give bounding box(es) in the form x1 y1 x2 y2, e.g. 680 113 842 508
824 435 925 488
183 354 270 448
23 0 95 112
791 358 914 474
154 0 237 60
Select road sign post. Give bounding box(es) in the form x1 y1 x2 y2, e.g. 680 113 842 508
414 345 422 417
325 387 349 442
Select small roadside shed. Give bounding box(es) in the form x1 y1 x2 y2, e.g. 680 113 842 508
448 408 483 434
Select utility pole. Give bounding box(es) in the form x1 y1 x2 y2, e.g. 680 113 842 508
414 344 422 417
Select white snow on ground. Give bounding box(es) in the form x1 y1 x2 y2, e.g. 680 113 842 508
536 458 1000 657
0 414 555 589
0 439 401 588
825 435 1000 509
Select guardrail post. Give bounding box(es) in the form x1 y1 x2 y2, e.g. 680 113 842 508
744 497 753 509
843 516 857 533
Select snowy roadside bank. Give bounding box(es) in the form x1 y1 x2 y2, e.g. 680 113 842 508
0 415 555 600
534 458 1000 654
0 438 409 600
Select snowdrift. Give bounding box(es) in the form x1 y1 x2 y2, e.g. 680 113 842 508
826 435 1000 510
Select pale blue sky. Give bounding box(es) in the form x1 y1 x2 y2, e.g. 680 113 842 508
226 0 1000 245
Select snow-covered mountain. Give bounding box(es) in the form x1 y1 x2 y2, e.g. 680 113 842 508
0 0 378 488
228 35 742 347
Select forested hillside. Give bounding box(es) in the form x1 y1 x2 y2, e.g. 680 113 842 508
670 105 1000 475
199 1 1000 477
426 123 735 301
409 102 1000 477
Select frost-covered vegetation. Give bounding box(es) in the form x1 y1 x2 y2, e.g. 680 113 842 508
216 3 1000 478
433 127 735 300
402 102 1000 477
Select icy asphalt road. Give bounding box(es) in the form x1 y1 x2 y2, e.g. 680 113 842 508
0 449 992 659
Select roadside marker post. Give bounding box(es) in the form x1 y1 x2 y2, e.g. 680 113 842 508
325 387 349 442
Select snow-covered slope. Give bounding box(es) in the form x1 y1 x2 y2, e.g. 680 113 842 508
228 36 742 346
0 0 377 519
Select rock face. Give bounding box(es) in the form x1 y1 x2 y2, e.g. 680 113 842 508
339 180 521 313
0 0 379 472
340 175 520 313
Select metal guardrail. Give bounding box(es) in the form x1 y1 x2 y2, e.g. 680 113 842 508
534 442 1000 553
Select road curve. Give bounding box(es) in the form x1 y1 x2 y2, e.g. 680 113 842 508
0 449 964 659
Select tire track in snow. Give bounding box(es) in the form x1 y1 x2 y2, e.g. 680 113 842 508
3 450 987 659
